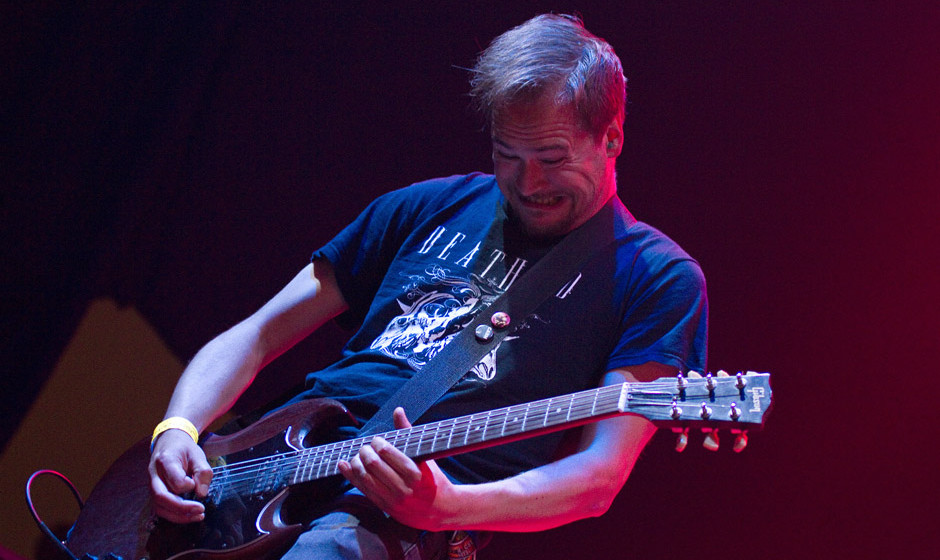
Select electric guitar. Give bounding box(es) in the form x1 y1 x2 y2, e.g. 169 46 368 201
65 371 772 560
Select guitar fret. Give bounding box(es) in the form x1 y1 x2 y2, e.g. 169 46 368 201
415 425 428 456
403 426 417 456
523 400 543 432
466 412 486 446
444 417 456 450
482 409 498 442
314 444 327 480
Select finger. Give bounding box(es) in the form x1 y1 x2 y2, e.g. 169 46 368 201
154 495 206 524
371 436 423 485
187 450 214 498
359 440 409 493
393 407 413 429
192 463 213 498
152 453 196 496
150 471 205 523
338 451 388 503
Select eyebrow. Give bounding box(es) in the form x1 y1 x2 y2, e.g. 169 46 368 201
492 137 568 153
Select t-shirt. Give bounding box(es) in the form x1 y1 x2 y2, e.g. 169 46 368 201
296 173 708 483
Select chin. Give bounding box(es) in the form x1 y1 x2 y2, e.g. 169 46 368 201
518 217 575 240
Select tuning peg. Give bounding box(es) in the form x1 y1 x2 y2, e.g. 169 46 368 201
717 370 730 377
733 431 748 453
673 427 689 452
700 402 713 420
702 429 720 451
735 371 747 391
687 371 702 378
705 372 716 393
670 399 683 420
676 372 688 393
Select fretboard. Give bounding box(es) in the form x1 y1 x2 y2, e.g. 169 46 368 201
208 382 630 499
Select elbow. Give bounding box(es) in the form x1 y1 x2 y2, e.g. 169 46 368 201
582 485 619 519
578 460 634 519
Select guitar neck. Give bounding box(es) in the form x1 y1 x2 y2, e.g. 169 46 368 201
302 382 627 483
208 372 771 497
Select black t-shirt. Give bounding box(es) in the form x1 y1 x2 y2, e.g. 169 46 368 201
296 173 708 483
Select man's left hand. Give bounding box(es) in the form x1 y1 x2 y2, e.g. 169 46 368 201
338 407 456 531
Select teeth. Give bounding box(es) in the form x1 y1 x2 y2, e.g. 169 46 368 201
524 195 561 206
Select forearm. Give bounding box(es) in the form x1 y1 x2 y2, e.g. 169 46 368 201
443 459 617 532
163 320 265 432
435 415 656 532
162 261 347 432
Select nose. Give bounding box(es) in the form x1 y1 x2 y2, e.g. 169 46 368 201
516 159 546 195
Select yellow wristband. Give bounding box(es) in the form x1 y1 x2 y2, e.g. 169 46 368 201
151 417 199 451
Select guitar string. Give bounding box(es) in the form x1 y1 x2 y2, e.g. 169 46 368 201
207 384 630 496
206 380 755 496
205 380 751 496
206 387 750 498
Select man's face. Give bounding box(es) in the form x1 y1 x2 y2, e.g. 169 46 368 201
492 99 619 239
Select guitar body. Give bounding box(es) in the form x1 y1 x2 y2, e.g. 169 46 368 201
66 399 356 560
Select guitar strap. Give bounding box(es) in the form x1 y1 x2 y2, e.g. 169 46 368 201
358 195 634 436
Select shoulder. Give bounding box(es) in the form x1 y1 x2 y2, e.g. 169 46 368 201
618 222 703 276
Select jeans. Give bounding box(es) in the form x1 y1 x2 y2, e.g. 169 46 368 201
280 489 450 560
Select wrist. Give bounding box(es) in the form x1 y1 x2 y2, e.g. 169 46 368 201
435 480 480 530
151 417 199 452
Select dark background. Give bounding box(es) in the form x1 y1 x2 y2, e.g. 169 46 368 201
4 2 936 558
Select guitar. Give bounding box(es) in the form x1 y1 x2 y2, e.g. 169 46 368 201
65 371 772 560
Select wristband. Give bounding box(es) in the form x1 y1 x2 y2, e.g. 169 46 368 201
151 417 199 452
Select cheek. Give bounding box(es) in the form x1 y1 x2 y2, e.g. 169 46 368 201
493 161 517 184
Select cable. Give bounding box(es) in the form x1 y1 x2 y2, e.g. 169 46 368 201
25 470 82 560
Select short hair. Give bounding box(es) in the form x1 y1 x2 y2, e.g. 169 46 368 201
469 14 626 138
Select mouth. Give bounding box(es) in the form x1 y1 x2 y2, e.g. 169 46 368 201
519 193 564 208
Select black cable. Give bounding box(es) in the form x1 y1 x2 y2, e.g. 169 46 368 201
25 470 82 560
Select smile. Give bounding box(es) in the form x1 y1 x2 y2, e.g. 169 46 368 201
521 194 564 207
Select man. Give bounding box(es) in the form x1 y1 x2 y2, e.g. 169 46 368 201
149 13 707 559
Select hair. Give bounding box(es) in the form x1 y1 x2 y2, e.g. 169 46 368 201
469 14 627 138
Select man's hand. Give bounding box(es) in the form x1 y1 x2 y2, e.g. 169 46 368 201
148 429 213 524
338 408 458 531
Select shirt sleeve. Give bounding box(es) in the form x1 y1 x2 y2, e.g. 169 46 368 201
312 173 492 328
606 252 709 375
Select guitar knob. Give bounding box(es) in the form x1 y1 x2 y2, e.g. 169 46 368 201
733 431 749 453
673 428 689 453
702 429 719 451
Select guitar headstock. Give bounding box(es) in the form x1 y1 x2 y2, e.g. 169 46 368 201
625 371 772 452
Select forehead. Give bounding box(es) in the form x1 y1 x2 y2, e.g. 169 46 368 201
491 99 586 141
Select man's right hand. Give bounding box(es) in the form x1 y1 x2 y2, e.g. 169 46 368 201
148 429 213 523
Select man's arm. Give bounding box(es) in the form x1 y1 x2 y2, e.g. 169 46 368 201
340 361 673 532
149 260 348 523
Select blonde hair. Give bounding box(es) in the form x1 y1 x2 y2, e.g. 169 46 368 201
470 14 626 138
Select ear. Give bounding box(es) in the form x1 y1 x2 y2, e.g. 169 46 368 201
604 121 624 158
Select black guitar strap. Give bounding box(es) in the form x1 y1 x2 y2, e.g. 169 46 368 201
358 195 634 436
